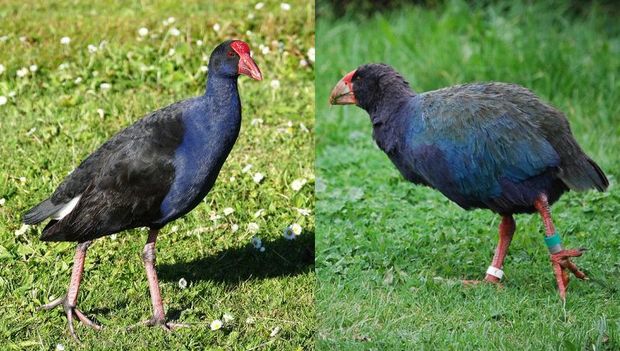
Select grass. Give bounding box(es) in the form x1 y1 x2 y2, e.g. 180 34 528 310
0 0 315 349
316 1 620 349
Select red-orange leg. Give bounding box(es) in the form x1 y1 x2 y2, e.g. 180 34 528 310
534 194 587 301
484 215 516 283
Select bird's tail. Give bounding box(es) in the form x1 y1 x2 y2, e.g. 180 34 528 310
23 199 63 225
560 156 608 192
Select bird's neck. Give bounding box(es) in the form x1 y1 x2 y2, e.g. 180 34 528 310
369 95 415 154
368 94 412 127
193 74 241 126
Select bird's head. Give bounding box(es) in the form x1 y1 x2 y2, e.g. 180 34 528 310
330 63 411 112
208 40 263 81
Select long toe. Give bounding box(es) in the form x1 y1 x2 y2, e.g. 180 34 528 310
38 295 101 341
550 248 590 301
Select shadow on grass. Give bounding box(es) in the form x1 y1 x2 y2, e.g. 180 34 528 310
157 231 315 285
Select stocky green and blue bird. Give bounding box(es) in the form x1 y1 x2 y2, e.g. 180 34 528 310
330 63 608 300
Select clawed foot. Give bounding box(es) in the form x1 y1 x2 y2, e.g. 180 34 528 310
128 316 189 332
39 295 102 341
550 248 588 301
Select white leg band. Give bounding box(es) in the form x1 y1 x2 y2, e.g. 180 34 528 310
486 266 504 279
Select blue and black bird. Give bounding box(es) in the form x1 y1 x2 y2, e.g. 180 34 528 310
330 63 608 300
23 40 262 339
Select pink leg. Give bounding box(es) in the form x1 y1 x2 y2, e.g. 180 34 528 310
143 229 166 323
132 229 187 331
534 194 587 301
39 241 101 341
484 215 516 283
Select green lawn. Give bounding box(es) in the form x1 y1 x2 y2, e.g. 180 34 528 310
316 1 619 349
0 1 315 349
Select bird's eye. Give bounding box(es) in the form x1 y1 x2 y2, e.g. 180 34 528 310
227 51 236 57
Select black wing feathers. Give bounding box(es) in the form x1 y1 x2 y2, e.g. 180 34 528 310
36 101 186 242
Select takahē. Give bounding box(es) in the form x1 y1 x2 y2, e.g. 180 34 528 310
329 63 608 300
23 40 262 339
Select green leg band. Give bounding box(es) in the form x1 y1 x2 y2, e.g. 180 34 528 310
544 233 562 254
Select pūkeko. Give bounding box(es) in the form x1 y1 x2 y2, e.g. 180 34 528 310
330 63 608 300
23 40 262 339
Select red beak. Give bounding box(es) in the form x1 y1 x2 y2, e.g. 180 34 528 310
238 54 262 81
329 70 357 105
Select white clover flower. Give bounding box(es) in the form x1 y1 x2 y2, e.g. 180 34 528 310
247 13 255 20
291 223 302 235
8 91 16 97
196 39 204 46
19 177 26 183
169 27 181 37
223 312 234 323
307 47 315 62
246 30 253 36
210 212 222 221
248 223 260 234
251 236 262 248
255 2 264 10
96 108 105 118
223 207 234 216
280 3 291 11
213 23 221 32
167 16 175 24
138 27 149 37
16 67 29 78
202 54 209 62
0 198 5 206
299 59 308 67
15 224 30 236
87 44 98 53
229 175 236 182
60 36 71 45
168 48 176 56
242 164 253 173
58 62 69 70
253 172 264 183
178 278 187 289
283 223 302 240
19 36 27 43
291 178 307 191
270 79 280 89
0 96 7 106
270 326 281 337
110 233 118 240
282 226 295 240
0 36 8 42
250 118 263 126
261 45 270 55
0 64 5 75
100 83 111 90
170 225 179 232
245 316 255 324
200 66 208 72
55 344 65 351
74 77 82 84
210 319 223 331
231 223 239 232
